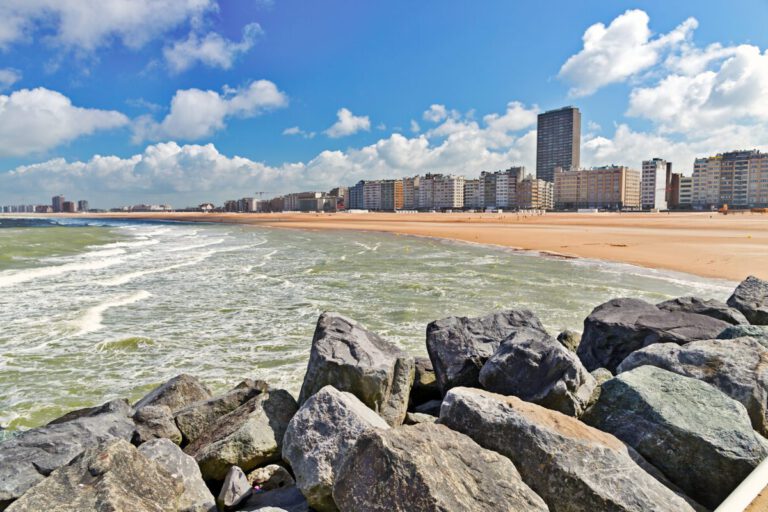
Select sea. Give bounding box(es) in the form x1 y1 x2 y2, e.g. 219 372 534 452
0 216 735 432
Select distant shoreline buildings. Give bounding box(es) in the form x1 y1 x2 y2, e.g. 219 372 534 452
3 106 768 214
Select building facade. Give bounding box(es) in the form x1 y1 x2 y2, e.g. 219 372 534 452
380 180 404 211
402 176 420 209
517 177 553 210
77 200 89 212
692 150 768 208
463 179 483 209
554 166 641 210
362 181 382 210
678 176 693 208
348 181 365 209
417 174 464 210
536 106 581 183
641 158 671 210
52 195 65 213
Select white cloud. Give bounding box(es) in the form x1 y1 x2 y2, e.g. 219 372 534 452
1 101 540 205
423 104 450 123
559 9 697 97
0 68 21 90
410 119 420 133
324 108 371 138
0 87 129 157
628 44 768 133
133 80 288 142
164 22 263 73
0 0 215 51
283 126 315 139
482 101 538 133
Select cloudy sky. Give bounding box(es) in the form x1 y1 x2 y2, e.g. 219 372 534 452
0 0 767 207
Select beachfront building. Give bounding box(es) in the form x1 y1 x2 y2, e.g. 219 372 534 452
283 191 337 212
517 177 553 210
463 179 483 209
363 181 382 210
678 176 693 208
536 106 581 183
348 181 365 210
554 165 641 210
380 179 404 211
692 150 768 208
77 200 89 212
402 176 420 209
641 158 671 210
417 173 464 210
480 171 498 208
495 167 525 209
52 195 65 213
668 173 681 209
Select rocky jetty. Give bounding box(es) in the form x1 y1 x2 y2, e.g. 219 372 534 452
1 275 767 511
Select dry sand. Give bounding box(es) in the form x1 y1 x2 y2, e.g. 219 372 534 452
65 211 768 281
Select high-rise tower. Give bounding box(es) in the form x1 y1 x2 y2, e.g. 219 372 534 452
536 106 581 183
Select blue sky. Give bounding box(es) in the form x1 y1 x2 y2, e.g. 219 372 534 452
0 0 767 207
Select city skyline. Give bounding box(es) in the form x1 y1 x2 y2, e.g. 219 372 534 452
0 1 767 207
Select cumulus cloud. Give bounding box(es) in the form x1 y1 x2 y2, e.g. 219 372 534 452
0 0 214 51
133 80 288 142
0 69 21 90
1 101 540 205
410 119 420 133
324 108 371 138
483 101 538 133
164 22 264 73
559 9 697 97
282 126 315 139
628 44 768 133
0 87 129 157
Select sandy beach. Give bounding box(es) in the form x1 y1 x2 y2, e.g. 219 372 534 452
54 210 767 282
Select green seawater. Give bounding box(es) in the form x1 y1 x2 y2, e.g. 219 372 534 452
0 219 736 431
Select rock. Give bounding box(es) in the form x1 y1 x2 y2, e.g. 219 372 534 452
6 439 183 512
413 399 442 416
587 367 614 406
728 275 768 325
132 405 182 445
410 356 440 405
583 366 768 509
404 412 437 425
617 338 768 436
134 374 212 413
479 327 596 416
247 465 295 491
577 297 730 372
185 389 297 481
218 466 252 511
0 399 135 508
556 329 581 352
426 309 547 394
332 423 548 512
175 379 268 444
282 385 389 512
440 387 701 512
718 324 768 341
241 487 308 512
298 312 414 426
657 296 748 325
138 438 216 512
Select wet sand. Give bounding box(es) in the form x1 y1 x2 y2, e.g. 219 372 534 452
58 211 768 281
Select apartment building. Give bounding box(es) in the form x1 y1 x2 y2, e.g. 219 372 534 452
363 181 382 210
402 176 420 209
517 177 553 210
417 174 464 210
463 179 483 209
641 158 671 210
554 165 641 210
380 180 404 211
692 150 768 208
678 176 693 208
536 106 581 183
348 181 365 209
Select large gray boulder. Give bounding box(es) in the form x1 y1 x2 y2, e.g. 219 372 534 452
556 330 581 352
426 309 547 394
583 365 768 509
440 387 700 512
248 465 295 491
0 399 135 508
657 296 748 325
185 389 298 481
728 276 768 325
132 405 182 445
242 487 308 512
298 312 414 426
282 385 389 511
618 337 768 436
218 466 252 511
577 298 730 372
175 379 268 444
478 327 596 416
332 423 548 512
6 439 183 512
134 374 212 413
138 438 216 512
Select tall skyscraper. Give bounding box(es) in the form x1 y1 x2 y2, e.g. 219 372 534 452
536 106 581 183
641 158 671 210
51 195 65 213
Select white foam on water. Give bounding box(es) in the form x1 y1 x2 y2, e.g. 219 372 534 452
71 290 152 335
0 256 128 289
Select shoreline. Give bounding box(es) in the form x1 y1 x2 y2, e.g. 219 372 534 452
5 210 767 281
